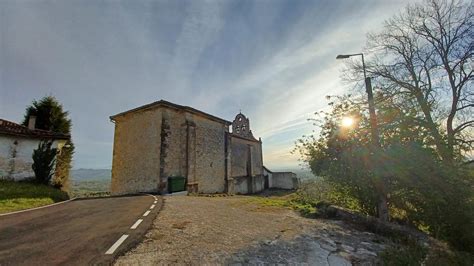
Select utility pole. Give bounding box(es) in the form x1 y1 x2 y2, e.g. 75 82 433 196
336 53 388 221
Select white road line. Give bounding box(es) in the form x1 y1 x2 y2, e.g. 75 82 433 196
130 219 143 230
145 193 157 201
150 204 155 209
154 201 157 204
143 210 151 217
105 234 129 255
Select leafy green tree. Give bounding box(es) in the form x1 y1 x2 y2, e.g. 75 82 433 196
303 0 474 251
22 96 74 189
344 0 473 165
295 95 474 252
32 140 57 185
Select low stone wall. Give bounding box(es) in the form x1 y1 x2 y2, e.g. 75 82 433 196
271 172 299 190
321 204 434 247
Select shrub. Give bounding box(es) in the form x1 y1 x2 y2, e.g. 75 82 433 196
293 179 364 213
32 140 57 185
22 96 74 190
380 239 427 266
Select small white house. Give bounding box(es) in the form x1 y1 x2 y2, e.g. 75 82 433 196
0 116 69 180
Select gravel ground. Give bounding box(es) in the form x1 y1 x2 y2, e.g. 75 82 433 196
115 195 393 265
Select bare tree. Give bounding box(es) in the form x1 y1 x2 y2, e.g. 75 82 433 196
351 0 473 164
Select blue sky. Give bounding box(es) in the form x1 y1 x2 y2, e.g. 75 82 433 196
0 0 413 170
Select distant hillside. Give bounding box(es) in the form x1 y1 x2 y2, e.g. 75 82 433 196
71 169 111 181
68 168 317 197
292 169 319 180
70 169 111 197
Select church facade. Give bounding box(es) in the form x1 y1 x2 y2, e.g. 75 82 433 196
110 100 265 195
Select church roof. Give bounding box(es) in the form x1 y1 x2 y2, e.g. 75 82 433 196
110 100 232 125
0 119 70 140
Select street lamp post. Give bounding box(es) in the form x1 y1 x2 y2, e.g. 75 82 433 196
336 53 388 221
336 53 379 147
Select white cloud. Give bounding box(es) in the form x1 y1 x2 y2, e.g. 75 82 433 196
168 1 226 93
0 0 415 169
217 0 413 169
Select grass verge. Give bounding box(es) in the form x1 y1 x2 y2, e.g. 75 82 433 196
245 192 318 217
0 180 69 214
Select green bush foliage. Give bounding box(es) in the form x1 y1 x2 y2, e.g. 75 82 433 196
32 140 57 185
22 96 74 190
295 96 474 252
380 239 428 266
299 99 474 252
295 0 473 252
294 179 362 212
381 238 474 266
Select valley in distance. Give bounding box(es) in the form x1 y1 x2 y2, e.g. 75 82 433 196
70 168 318 197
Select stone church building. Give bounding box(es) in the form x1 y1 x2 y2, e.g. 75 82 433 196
110 100 271 195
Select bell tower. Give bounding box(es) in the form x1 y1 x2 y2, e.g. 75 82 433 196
232 113 256 140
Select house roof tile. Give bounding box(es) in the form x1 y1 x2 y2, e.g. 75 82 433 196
0 119 70 140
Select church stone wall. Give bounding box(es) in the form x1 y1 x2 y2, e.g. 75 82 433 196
111 109 162 195
230 136 263 194
161 109 227 193
194 115 227 193
254 175 265 192
230 138 249 178
110 102 264 195
159 109 185 190
112 106 227 195
233 176 248 194
230 137 263 178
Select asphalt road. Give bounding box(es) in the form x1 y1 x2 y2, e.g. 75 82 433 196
0 194 161 266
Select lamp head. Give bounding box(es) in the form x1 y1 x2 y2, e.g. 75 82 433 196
336 54 351 59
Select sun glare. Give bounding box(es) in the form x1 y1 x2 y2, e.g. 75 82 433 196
341 117 355 128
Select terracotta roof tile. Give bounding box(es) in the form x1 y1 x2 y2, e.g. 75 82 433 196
0 119 70 140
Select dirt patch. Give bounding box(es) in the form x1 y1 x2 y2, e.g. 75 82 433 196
115 195 393 265
171 221 191 230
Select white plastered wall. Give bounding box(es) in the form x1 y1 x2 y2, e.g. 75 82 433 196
0 135 66 180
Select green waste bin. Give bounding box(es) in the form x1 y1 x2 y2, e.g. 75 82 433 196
168 176 186 193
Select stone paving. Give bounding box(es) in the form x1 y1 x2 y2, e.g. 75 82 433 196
226 221 389 265
116 195 393 265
